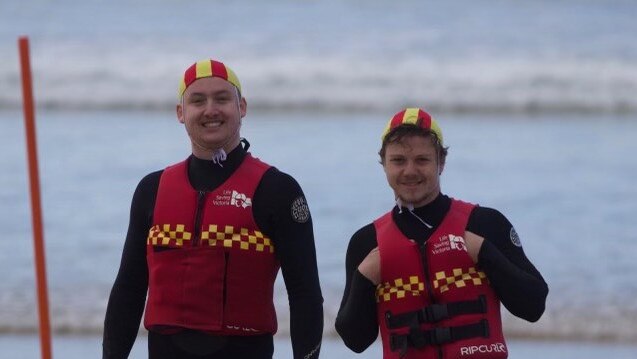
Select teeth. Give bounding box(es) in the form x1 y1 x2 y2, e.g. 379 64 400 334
203 121 222 128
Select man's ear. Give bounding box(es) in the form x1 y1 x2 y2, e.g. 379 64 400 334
239 97 247 118
176 103 185 124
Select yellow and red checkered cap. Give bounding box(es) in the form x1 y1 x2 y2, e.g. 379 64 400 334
381 108 443 146
177 59 241 99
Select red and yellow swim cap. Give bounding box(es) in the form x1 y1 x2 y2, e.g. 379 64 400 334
178 59 241 99
381 108 443 145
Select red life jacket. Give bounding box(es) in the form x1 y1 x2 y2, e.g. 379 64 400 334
375 199 507 358
144 154 280 335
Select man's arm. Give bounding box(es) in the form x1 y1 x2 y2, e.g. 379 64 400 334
102 172 160 358
254 169 323 359
334 225 380 353
467 206 548 322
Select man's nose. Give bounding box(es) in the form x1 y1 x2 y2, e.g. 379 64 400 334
402 160 418 175
203 99 220 116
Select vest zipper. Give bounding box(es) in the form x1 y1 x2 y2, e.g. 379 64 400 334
223 252 230 307
193 190 230 326
419 242 444 359
192 190 207 246
419 243 437 307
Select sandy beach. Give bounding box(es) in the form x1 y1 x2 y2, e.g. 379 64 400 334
1 334 636 359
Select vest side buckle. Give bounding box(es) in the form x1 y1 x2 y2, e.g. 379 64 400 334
430 326 452 345
422 303 449 323
409 327 428 348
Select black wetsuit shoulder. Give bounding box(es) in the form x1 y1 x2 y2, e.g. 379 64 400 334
335 194 548 352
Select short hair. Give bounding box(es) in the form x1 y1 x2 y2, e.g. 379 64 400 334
379 124 448 165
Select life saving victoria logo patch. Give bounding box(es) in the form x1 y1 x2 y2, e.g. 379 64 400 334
212 189 252 208
291 196 310 223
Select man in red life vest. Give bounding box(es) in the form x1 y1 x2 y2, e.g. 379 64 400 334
335 108 548 358
103 59 323 359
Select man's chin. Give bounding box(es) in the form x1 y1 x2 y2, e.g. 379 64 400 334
400 192 434 205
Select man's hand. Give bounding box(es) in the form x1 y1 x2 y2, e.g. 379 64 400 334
464 231 485 264
357 247 381 285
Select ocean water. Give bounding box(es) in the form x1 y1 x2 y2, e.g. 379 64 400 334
1 0 637 113
1 110 636 344
1 0 637 351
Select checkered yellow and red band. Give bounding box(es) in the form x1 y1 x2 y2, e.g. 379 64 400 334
201 224 274 253
433 267 487 293
376 275 425 303
381 108 443 145
177 59 241 99
147 224 274 253
147 224 192 247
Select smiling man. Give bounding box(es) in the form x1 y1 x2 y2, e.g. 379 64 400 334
103 59 323 359
335 108 548 358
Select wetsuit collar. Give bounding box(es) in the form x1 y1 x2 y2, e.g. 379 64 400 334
392 193 452 241
188 143 247 191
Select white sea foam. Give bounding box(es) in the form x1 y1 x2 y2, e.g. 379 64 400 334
2 0 636 113
2 48 636 113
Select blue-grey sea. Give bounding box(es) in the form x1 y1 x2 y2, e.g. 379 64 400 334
1 0 637 358
2 110 637 358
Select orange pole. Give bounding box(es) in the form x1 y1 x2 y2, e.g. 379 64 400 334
18 36 53 359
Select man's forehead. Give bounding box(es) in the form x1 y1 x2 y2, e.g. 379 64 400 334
386 138 437 154
185 77 236 94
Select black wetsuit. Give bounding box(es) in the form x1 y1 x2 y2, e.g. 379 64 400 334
103 141 323 359
335 193 548 353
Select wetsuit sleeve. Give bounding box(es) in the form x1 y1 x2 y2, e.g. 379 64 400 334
253 168 323 359
334 224 379 353
467 207 549 322
102 172 160 359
